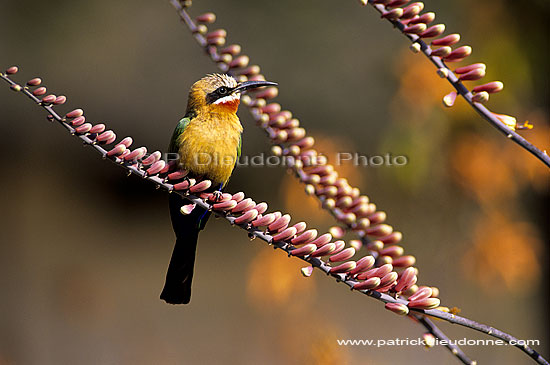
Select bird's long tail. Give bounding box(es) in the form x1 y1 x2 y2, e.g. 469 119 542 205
161 193 211 304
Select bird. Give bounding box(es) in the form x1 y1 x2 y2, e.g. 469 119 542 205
160 73 277 304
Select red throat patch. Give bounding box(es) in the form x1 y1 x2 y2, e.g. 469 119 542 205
218 99 240 112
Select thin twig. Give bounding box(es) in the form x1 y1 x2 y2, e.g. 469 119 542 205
366 1 550 168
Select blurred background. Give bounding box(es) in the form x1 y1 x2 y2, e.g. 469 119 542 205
1 0 548 364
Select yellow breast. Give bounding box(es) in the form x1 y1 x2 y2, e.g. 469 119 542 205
177 111 242 186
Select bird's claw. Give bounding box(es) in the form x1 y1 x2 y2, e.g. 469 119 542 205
212 190 223 202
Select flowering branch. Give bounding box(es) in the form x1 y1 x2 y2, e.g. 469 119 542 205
359 0 550 168
167 1 546 363
2 61 547 365
1 1 547 362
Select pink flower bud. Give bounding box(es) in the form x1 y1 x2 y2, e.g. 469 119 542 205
332 240 346 254
301 266 314 277
381 8 403 20
444 46 472 61
349 239 363 251
349 255 375 275
196 12 216 23
96 130 116 143
400 3 423 19
232 192 245 202
385 302 409 315
357 263 393 280
420 24 445 38
220 44 241 55
54 95 67 105
492 113 517 129
471 91 489 103
107 144 126 157
212 199 238 211
367 211 386 225
232 198 255 213
70 116 85 126
142 151 162 165
146 160 166 175
207 37 225 47
366 240 384 251
443 91 457 107
290 243 317 257
116 137 133 148
473 81 504 94
365 224 393 237
189 179 212 193
254 202 268 214
310 233 332 247
33 87 47 96
42 94 56 103
89 123 106 134
291 229 318 245
404 23 427 34
254 87 279 100
387 0 410 8
408 286 432 301
431 47 452 58
75 123 92 134
66 109 84 118
379 272 398 288
239 65 260 76
206 29 226 39
268 214 291 232
260 103 281 114
180 203 196 215
173 179 195 191
329 247 356 262
252 213 277 227
408 297 440 309
379 245 404 257
26 78 42 86
6 66 19 74
394 267 417 292
458 68 486 81
229 55 250 69
392 255 416 267
408 12 435 25
431 33 461 46
234 209 259 225
329 261 356 274
271 226 297 242
454 63 486 74
311 242 336 257
353 277 381 290
124 147 147 161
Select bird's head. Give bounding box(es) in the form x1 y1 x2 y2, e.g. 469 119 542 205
186 73 277 114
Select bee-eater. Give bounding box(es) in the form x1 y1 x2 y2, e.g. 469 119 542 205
160 73 277 304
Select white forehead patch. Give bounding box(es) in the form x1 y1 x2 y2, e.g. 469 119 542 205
213 93 240 105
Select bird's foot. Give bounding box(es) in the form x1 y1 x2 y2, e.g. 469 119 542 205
212 190 223 202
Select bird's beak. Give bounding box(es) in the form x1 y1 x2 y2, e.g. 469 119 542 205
232 80 278 94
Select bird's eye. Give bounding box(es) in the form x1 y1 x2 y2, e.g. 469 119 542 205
218 86 228 95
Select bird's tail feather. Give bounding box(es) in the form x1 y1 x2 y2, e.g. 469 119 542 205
161 194 211 304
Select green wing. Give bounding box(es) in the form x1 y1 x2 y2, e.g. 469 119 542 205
169 117 191 153
236 135 241 163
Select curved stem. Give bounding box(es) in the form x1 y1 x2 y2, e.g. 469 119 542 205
367 2 550 168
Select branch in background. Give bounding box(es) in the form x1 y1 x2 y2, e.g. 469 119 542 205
166 1 547 363
170 2 473 362
359 0 550 167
